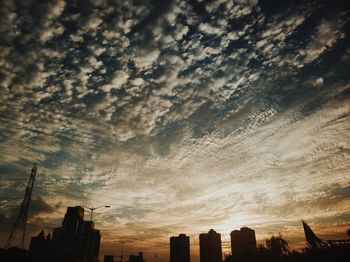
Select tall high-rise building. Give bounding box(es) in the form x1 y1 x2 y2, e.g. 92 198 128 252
80 221 101 262
230 227 257 262
52 206 101 262
199 229 222 262
52 206 85 261
170 234 190 262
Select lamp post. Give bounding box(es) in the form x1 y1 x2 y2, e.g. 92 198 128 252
119 240 133 262
121 241 124 262
83 205 110 221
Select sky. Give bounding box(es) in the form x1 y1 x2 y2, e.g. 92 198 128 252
0 0 349 261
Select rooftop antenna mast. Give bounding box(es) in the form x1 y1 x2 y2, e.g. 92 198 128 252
5 164 37 249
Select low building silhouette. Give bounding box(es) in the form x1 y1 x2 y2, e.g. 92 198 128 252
0 247 29 261
29 230 52 261
104 255 115 262
170 233 190 262
199 229 222 262
128 252 144 262
230 227 257 262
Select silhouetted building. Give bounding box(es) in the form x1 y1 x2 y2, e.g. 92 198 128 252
230 227 257 262
29 230 52 261
170 234 190 262
199 229 222 262
104 255 115 262
129 252 144 262
52 206 101 262
80 221 101 261
0 247 28 261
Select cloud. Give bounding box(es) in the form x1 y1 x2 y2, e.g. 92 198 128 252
102 70 129 93
198 22 224 35
174 24 189 41
311 77 324 87
300 19 344 63
86 15 103 30
133 49 160 69
38 0 66 43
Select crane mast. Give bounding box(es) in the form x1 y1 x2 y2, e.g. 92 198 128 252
5 164 37 249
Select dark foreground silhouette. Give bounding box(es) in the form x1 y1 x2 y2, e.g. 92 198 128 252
1 242 349 262
2 219 349 262
224 234 350 262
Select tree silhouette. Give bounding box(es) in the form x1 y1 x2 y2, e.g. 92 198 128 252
347 228 350 237
265 233 290 257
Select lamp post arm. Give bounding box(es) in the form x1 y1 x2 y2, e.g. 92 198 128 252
82 205 110 221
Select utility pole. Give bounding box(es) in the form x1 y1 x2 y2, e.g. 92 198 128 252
5 164 37 249
119 240 133 262
121 241 124 262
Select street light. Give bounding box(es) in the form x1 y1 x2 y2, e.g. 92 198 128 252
83 205 110 221
119 240 133 262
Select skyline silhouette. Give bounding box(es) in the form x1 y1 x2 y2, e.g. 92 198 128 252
1 203 349 261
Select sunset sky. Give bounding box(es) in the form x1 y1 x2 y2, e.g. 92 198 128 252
0 0 349 261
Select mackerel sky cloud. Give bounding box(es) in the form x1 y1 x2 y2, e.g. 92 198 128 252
0 0 349 261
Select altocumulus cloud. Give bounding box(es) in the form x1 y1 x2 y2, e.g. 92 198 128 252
0 0 350 260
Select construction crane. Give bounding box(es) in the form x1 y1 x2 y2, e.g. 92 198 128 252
5 164 37 249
